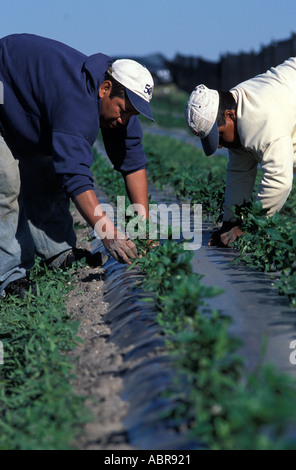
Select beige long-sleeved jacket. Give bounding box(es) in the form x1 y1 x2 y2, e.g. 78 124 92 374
222 57 296 221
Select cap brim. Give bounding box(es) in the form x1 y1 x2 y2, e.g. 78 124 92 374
201 121 219 156
126 89 154 121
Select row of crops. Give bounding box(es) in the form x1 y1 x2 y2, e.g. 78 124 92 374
142 132 296 307
92 123 296 449
0 262 89 449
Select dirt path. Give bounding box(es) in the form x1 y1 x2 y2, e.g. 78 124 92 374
66 208 136 450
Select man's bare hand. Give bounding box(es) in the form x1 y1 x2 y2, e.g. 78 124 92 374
220 226 242 246
208 222 242 247
102 235 138 264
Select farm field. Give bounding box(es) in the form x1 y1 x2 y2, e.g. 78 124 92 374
1 84 296 451
89 135 296 450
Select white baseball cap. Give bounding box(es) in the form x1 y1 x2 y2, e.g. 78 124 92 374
185 84 219 156
109 59 154 121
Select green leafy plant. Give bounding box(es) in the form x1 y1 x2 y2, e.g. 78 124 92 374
232 201 296 306
142 134 227 222
0 261 90 450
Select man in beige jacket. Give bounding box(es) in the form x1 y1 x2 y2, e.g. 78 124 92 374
185 58 296 246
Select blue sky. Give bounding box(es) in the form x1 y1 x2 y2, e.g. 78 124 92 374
2 0 296 61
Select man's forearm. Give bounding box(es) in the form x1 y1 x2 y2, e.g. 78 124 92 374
73 189 116 239
223 148 258 222
123 169 149 219
73 189 138 264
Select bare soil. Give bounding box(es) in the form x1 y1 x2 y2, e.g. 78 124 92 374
66 208 135 450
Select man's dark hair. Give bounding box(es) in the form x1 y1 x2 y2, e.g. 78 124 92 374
217 90 236 126
104 68 126 100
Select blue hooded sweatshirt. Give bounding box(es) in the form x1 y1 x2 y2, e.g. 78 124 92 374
0 33 147 198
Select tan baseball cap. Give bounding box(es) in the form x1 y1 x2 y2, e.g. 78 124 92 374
185 84 219 155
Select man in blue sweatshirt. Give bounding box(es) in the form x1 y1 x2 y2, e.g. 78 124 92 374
0 34 154 298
